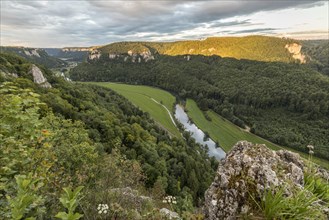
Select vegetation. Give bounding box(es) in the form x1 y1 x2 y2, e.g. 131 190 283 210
185 99 329 169
86 82 180 137
185 99 281 151
99 36 297 62
302 40 329 76
251 150 329 220
255 185 327 220
0 47 67 68
0 52 218 218
70 52 329 162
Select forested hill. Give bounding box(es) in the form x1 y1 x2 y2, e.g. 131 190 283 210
301 40 329 75
97 36 304 63
0 46 67 68
0 52 217 218
71 54 329 161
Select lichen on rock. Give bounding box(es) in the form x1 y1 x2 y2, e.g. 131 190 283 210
204 141 305 219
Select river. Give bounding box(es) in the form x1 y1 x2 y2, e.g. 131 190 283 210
174 104 226 160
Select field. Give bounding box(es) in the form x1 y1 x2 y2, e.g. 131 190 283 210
86 82 180 137
186 99 329 169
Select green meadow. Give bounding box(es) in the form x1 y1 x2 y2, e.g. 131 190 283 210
186 99 329 169
86 82 180 137
185 99 280 151
84 83 328 169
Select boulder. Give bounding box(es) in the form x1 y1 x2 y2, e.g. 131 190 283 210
160 208 180 219
204 141 304 219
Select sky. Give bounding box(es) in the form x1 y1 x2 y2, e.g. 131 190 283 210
1 0 328 48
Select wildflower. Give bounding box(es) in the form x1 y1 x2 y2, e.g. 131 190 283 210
162 195 177 205
97 203 109 214
307 145 314 150
309 150 314 155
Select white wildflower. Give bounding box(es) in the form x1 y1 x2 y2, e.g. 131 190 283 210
97 203 109 214
307 145 314 150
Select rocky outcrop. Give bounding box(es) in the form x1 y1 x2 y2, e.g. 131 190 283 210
285 43 306 63
24 49 41 57
160 208 180 219
107 50 155 63
204 141 304 219
29 64 52 88
88 50 101 60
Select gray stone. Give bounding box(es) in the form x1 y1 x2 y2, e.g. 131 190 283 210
160 208 180 219
204 141 305 219
29 64 52 88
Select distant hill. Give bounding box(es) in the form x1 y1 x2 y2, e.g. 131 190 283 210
44 47 90 62
97 36 304 63
0 46 67 68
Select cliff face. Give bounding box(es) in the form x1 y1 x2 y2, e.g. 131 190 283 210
285 43 306 63
204 141 305 219
29 64 52 88
88 49 155 62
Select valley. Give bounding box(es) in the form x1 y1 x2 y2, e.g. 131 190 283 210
2 1 329 218
87 82 329 169
1 35 328 219
87 82 180 137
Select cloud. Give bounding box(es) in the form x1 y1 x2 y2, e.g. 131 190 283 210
232 28 278 34
0 0 327 47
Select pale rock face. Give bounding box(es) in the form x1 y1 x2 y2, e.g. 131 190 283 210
24 50 32 56
285 43 306 63
204 141 304 220
160 208 180 219
29 64 52 88
109 54 117 59
141 51 155 62
31 49 40 57
24 49 40 57
183 55 191 61
88 50 101 60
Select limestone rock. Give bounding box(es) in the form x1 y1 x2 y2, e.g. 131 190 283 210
29 64 52 88
88 50 101 60
204 141 304 219
160 208 180 219
285 43 306 63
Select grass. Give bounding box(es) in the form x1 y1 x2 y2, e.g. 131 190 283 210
186 99 281 151
254 186 327 219
86 82 180 137
185 99 329 169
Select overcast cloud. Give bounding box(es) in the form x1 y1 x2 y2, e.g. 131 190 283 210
0 0 328 47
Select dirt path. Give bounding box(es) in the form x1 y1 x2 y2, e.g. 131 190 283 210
150 98 177 127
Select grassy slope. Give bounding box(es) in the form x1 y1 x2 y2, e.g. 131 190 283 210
186 99 329 169
86 82 180 137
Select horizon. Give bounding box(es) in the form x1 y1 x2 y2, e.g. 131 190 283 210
1 0 328 48
2 35 329 49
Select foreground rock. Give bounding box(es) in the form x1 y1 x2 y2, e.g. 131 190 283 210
204 141 305 219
